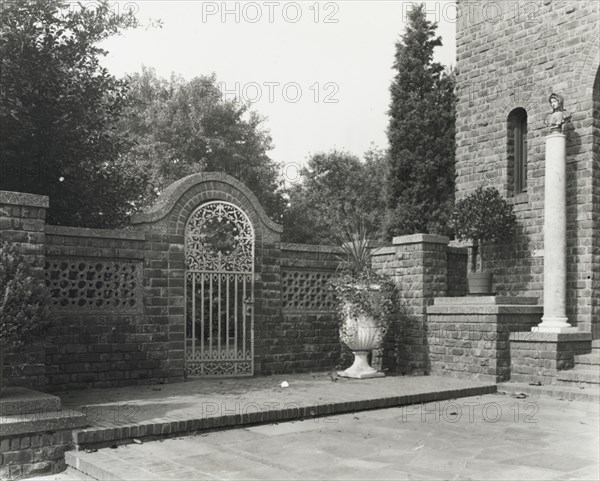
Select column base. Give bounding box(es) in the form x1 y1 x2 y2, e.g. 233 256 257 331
533 325 579 334
535 317 577 333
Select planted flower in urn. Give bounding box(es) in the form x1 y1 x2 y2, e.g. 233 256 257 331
331 227 400 379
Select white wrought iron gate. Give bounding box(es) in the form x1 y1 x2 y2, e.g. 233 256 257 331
184 201 255 377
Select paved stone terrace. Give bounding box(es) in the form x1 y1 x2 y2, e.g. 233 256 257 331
28 393 600 481
55 373 496 449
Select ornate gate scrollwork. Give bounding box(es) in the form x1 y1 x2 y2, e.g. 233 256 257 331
184 201 255 377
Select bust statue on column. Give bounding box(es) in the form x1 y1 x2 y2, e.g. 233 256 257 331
544 93 571 132
536 92 577 333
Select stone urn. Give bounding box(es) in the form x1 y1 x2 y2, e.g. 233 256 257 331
337 300 385 379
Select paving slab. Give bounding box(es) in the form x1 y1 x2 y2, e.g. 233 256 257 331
53 373 496 449
27 393 599 481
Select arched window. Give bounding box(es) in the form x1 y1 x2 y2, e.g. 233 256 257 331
507 108 528 195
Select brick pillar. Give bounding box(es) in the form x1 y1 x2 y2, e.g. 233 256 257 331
372 234 449 374
0 191 49 389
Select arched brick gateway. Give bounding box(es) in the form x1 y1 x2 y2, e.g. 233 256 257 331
131 172 283 378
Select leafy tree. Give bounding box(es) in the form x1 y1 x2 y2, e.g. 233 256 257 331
385 3 456 238
0 0 150 228
119 67 286 221
282 148 387 243
449 186 517 270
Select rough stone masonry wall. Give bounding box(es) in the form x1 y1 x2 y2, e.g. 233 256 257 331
455 0 600 336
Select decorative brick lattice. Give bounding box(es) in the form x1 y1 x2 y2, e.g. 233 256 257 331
44 258 142 312
281 269 336 312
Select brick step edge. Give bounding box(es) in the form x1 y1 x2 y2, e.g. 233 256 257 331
72 384 497 450
497 382 600 402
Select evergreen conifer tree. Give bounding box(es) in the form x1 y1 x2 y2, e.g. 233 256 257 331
385 4 456 237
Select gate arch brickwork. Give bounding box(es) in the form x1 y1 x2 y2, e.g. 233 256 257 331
130 172 283 377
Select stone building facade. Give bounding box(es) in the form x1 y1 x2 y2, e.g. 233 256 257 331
454 0 600 337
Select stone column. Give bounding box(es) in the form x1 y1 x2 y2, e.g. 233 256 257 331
535 132 577 333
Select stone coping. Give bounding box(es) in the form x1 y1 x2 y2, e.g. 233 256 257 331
0 387 61 415
427 304 543 315
0 409 87 437
130 172 283 233
392 234 449 245
371 246 397 256
509 331 593 343
0 190 49 208
46 224 146 241
433 296 539 305
280 242 339 253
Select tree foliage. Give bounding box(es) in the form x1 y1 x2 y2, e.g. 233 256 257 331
119 67 286 221
0 0 150 227
385 3 456 238
282 148 387 244
450 187 517 243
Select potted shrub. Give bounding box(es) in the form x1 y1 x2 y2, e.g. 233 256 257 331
331 227 400 379
450 186 518 295
0 240 50 397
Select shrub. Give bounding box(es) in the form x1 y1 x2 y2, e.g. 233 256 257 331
0 240 51 392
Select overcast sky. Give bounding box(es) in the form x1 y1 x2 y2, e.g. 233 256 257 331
100 1 456 179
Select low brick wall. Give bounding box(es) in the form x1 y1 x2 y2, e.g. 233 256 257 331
0 192 48 391
41 225 171 392
426 297 542 382
0 429 73 480
509 332 593 384
263 243 341 374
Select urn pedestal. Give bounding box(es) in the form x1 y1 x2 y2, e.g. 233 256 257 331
338 313 385 379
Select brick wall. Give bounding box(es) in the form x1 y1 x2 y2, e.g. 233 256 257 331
372 234 449 373
455 0 600 336
0 192 48 390
268 243 341 374
1 175 477 387
42 225 167 391
509 332 592 384
427 298 542 382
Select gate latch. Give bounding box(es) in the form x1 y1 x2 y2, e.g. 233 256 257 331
243 297 254 314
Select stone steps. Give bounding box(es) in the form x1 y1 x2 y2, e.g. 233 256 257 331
66 451 143 481
497 382 600 403
575 351 600 366
556 366 600 385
